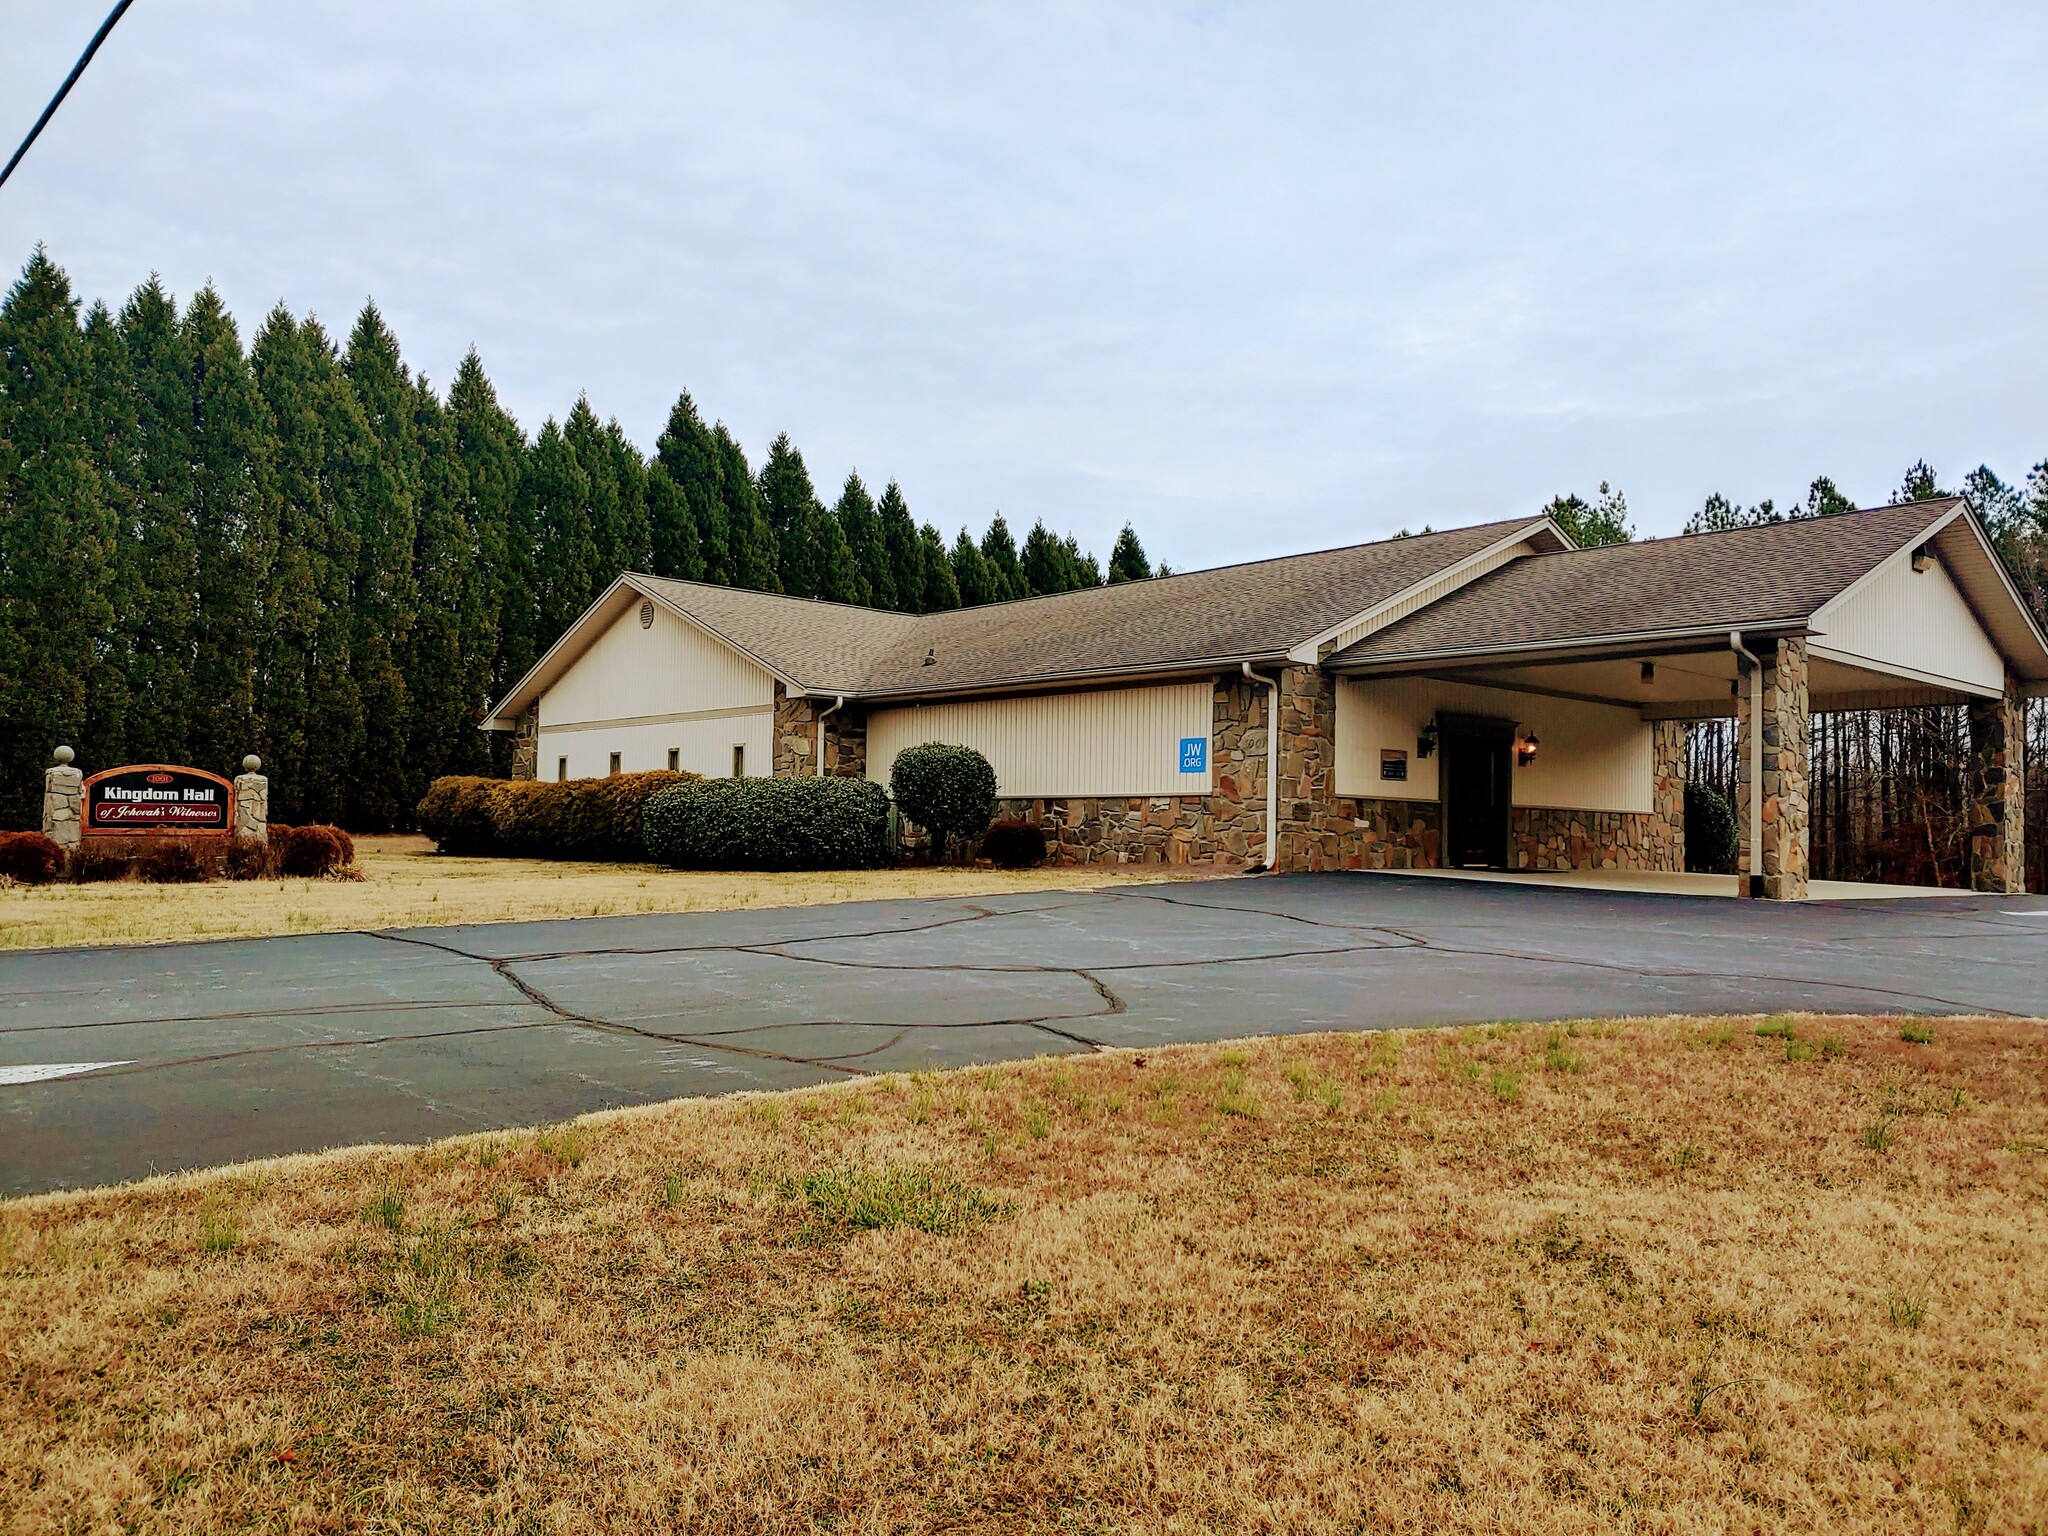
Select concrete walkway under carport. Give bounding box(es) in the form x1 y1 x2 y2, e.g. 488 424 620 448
1375 866 1979 900
3 873 2044 1196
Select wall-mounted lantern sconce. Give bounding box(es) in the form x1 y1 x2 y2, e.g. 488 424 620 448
1911 545 1933 573
1515 732 1540 768
1639 660 1656 684
1417 721 1438 759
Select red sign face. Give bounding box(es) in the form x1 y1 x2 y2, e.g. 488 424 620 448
83 765 235 836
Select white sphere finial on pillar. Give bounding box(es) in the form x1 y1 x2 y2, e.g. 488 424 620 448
243 754 262 773
53 745 74 765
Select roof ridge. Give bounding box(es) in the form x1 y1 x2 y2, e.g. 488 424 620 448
1514 497 1963 562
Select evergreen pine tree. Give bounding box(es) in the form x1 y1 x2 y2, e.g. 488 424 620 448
565 396 624 588
835 472 894 609
605 417 651 575
652 392 723 583
402 374 483 791
77 299 134 767
877 480 922 611
1893 460 1945 504
808 502 862 604
341 302 421 828
1020 519 1064 595
1107 523 1151 582
112 277 199 766
758 432 825 597
1802 475 1856 518
448 348 525 771
713 424 779 590
1540 483 1633 546
919 524 961 610
527 416 595 644
951 527 996 606
0 250 116 825
183 284 277 777
979 513 1024 600
1066 533 1102 589
297 315 370 822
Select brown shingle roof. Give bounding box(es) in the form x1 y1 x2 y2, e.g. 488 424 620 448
1328 500 1965 667
642 516 1543 697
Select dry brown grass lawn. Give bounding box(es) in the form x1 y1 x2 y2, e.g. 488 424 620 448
5 1013 2045 1533
0 834 1211 952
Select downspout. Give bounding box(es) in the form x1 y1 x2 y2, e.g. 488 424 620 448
1729 632 1762 897
814 695 845 777
1242 662 1280 872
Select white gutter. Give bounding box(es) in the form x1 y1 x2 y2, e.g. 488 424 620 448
814 695 845 776
1730 631 1763 898
1242 662 1280 872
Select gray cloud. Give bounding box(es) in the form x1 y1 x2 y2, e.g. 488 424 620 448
4 1 2043 563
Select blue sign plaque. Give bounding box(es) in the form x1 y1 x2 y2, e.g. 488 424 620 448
1178 736 1208 774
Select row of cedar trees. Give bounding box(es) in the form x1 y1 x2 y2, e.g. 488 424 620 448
0 251 1162 831
1547 469 2048 894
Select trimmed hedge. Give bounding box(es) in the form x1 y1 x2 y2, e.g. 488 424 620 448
643 776 892 871
889 743 997 861
273 823 356 878
980 818 1047 869
415 771 698 861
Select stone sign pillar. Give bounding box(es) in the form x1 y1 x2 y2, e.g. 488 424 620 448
511 702 540 780
1736 637 1811 900
234 755 270 844
1966 676 2026 895
43 745 83 850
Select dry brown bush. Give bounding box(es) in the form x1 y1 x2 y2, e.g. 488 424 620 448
2 1014 2043 1532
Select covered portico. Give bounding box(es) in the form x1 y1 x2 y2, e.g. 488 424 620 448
1324 499 2048 898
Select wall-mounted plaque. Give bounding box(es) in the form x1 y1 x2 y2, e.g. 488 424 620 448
1380 748 1409 782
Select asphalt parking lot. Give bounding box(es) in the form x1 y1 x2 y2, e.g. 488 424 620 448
4 872 2045 1195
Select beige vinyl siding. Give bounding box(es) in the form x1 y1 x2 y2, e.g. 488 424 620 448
1312 539 1538 660
1335 677 1653 813
1812 547 2007 695
537 598 775 780
541 600 773 727
540 711 772 783
866 682 1214 798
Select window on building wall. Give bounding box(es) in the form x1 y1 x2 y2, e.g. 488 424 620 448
667 748 680 772
557 757 568 782
608 752 622 777
732 743 745 777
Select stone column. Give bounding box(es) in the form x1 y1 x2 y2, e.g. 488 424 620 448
1966 675 2026 895
42 746 83 850
510 702 540 780
234 755 270 843
1650 718 1688 873
1735 638 1811 900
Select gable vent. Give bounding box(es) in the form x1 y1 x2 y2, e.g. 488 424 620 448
639 600 655 628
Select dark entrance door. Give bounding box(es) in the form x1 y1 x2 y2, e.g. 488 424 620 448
1440 715 1513 869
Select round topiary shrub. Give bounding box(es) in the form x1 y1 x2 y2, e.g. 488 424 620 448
980 818 1047 869
643 776 892 871
888 743 997 862
1685 781 1738 874
0 831 65 885
275 824 355 878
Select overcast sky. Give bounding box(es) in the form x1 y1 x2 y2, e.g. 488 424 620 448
4 3 2044 566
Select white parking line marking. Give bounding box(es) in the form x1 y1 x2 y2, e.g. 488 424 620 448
0 1061 135 1085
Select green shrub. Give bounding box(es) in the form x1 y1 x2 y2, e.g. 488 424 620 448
643 776 891 871
889 743 997 861
980 817 1047 869
1685 781 1738 874
414 771 697 861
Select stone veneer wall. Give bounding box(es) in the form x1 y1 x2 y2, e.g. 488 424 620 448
1735 636 1811 899
772 686 869 778
510 702 540 780
1966 673 2026 894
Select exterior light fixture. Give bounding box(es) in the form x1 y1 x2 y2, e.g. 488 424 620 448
1515 733 1540 767
1911 545 1933 573
1639 660 1655 684
1417 721 1438 759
